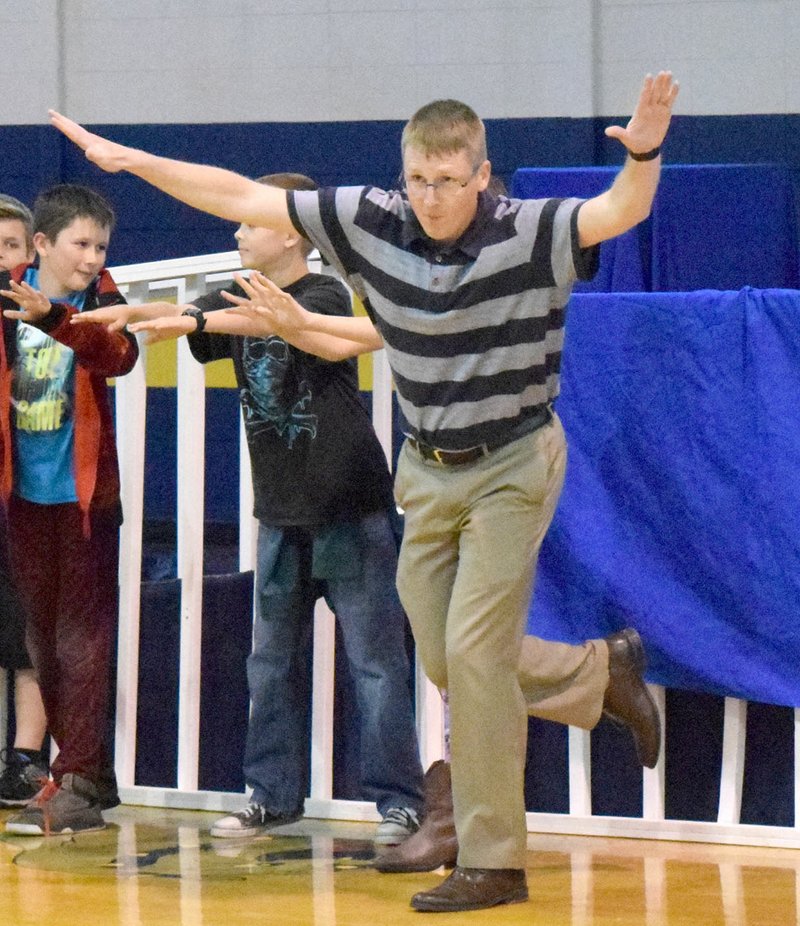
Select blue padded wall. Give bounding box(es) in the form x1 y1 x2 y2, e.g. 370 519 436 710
2 113 800 265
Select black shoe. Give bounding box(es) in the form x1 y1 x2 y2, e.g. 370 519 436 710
374 806 420 846
410 866 528 912
0 749 48 808
95 766 121 811
603 628 661 768
210 802 302 838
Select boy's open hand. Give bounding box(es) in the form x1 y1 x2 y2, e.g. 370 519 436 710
49 110 133 173
604 71 679 155
223 271 308 337
71 301 181 331
1 280 52 322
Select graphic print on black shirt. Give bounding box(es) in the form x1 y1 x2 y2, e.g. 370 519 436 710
188 272 394 525
240 335 317 448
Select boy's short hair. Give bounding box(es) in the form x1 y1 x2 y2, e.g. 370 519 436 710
0 195 34 250
255 172 318 257
33 183 116 242
255 172 318 193
401 99 487 167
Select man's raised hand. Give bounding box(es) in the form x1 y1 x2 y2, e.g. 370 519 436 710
49 110 133 173
604 71 679 157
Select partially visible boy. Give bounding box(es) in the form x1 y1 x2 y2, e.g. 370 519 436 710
0 195 34 272
0 184 138 834
0 194 50 807
75 173 425 845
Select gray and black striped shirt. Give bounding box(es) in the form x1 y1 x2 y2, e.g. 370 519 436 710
288 186 598 451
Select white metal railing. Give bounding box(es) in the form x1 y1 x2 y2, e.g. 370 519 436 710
108 249 444 821
1 249 797 847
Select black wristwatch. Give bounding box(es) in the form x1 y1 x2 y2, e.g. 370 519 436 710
182 307 207 332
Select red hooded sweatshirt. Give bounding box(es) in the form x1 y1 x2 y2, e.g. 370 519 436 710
0 265 139 532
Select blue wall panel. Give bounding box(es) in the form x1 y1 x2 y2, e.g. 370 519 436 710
3 114 800 265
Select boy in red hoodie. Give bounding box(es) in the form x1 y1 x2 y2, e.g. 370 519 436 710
0 184 138 834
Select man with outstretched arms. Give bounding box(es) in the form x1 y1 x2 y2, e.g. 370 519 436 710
51 71 677 913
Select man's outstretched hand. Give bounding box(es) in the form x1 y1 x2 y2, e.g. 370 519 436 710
604 71 680 157
49 110 133 173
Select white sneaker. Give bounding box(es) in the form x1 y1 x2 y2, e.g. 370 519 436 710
210 802 301 838
375 806 420 846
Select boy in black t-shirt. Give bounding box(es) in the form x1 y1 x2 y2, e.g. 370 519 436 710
74 173 424 845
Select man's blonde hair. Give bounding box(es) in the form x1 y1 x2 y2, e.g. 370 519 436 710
401 100 487 166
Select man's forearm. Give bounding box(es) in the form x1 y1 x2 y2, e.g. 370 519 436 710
578 156 661 247
608 155 661 230
206 308 379 360
292 311 382 347
288 330 379 361
122 150 295 232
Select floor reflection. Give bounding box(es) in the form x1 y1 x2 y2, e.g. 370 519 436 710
0 806 798 925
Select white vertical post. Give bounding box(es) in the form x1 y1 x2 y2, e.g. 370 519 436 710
416 672 446 769
114 305 148 787
175 275 207 791
238 414 257 573
642 684 666 821
310 599 336 801
718 697 747 825
371 349 393 467
568 727 592 817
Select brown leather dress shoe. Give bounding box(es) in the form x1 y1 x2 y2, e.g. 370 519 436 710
410 866 528 912
603 628 661 768
374 760 458 872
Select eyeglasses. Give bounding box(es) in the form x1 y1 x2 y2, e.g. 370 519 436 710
401 166 479 198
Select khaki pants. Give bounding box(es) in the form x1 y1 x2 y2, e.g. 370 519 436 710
395 414 608 869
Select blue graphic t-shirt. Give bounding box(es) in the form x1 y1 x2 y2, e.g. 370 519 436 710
11 268 88 503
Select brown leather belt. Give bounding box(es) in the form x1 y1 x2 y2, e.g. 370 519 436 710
406 439 487 466
406 407 552 467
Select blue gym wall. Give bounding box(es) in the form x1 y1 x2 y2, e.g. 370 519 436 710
4 112 800 267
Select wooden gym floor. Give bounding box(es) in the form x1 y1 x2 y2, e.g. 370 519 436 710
0 804 797 925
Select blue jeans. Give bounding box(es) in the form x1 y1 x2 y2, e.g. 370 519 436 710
244 509 424 816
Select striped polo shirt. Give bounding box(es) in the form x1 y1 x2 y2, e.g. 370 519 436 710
288 186 598 451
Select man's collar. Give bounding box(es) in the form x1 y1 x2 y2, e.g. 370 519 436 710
401 191 499 258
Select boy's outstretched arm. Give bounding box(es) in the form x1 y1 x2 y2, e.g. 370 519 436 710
71 300 183 331
49 110 296 233
128 307 274 345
